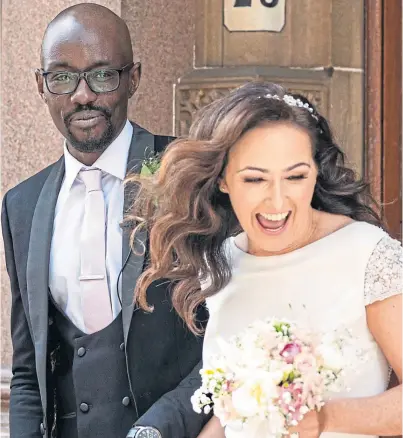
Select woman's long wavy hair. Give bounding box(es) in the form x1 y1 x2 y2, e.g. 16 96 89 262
126 81 383 334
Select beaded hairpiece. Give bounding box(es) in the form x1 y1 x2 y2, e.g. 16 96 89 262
265 93 319 121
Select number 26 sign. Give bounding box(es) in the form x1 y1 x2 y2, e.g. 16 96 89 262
224 0 286 32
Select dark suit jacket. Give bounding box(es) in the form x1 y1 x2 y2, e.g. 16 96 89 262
2 123 209 438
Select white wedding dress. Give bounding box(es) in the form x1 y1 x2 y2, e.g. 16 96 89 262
203 221 402 438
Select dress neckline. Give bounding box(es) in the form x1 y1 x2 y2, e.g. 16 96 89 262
231 221 360 264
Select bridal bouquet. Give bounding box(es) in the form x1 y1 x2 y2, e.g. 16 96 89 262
192 318 357 437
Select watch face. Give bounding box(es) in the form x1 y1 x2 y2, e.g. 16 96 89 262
137 428 160 438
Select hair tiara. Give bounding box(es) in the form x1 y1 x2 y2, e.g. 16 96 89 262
264 93 319 121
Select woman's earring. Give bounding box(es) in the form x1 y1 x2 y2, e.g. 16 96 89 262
219 183 228 194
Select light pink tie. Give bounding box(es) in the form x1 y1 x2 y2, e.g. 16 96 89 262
79 169 113 333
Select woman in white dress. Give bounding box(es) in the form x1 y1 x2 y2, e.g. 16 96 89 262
129 82 402 438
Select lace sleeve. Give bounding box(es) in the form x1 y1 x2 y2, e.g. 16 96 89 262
364 235 403 305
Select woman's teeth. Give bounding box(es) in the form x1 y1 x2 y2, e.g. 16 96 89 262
256 211 290 233
259 212 289 221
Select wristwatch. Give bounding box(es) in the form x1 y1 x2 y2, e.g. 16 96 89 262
126 426 162 438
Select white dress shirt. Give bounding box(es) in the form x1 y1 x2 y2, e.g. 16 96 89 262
49 120 133 333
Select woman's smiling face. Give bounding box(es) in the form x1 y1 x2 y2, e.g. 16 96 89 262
220 122 318 256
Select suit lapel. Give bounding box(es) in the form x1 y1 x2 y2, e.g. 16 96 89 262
121 123 155 345
26 157 65 414
27 125 155 379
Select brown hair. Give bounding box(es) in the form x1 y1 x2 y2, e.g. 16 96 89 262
126 81 382 334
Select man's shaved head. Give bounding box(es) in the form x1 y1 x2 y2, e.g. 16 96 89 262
41 3 134 67
36 3 140 163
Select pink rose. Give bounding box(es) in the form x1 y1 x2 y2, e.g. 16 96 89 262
280 343 302 364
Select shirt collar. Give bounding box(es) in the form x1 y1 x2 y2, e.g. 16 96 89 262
63 120 133 191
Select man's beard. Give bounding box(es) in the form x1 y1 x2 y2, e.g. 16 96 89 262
64 105 115 153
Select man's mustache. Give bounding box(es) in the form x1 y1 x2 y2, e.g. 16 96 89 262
64 105 112 124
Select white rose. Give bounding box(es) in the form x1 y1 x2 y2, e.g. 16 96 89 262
231 384 260 417
262 375 280 399
317 345 344 371
268 369 284 385
231 374 279 418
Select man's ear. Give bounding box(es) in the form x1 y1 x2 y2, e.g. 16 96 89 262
35 69 47 103
129 62 141 98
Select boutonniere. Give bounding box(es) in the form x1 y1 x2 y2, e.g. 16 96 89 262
140 153 161 177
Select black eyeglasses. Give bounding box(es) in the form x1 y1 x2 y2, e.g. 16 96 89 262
38 62 135 95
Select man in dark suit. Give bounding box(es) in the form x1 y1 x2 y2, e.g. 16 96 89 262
2 4 208 438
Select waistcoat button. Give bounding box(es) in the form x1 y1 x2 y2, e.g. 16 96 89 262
80 402 90 413
119 342 125 351
40 422 46 435
77 347 86 357
122 396 130 406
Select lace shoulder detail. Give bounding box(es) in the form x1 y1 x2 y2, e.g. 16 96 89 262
364 235 403 305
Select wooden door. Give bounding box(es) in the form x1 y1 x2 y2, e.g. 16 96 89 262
365 0 402 239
